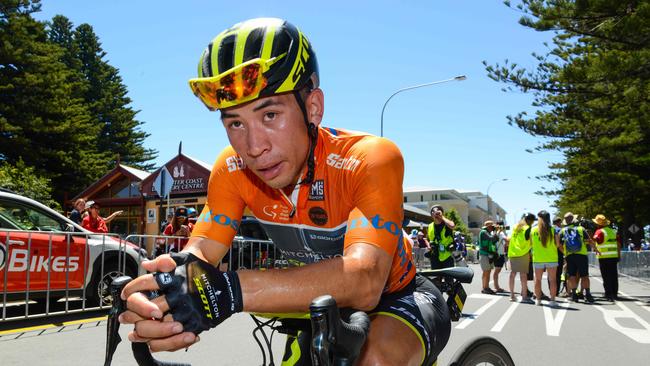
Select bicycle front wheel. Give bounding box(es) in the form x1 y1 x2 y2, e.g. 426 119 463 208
448 336 514 366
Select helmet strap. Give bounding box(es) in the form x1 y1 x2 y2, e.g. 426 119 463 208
293 90 317 185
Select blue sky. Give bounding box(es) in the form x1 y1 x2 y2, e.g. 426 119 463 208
34 0 562 224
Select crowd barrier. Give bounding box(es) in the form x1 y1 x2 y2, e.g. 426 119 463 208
1 231 286 322
588 251 650 280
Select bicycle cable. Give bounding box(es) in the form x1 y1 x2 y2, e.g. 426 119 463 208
250 315 279 366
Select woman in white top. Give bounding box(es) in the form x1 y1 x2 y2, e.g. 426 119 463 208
493 224 509 292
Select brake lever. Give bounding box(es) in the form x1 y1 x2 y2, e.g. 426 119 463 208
104 275 191 366
104 276 132 366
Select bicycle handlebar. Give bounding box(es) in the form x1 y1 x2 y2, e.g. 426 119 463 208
309 295 370 366
105 276 190 366
105 277 370 366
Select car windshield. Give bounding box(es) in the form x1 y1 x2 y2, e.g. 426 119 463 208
0 199 66 232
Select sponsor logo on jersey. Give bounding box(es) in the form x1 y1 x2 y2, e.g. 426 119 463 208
262 204 291 221
308 180 324 201
197 210 240 231
347 215 400 236
326 153 361 171
226 155 245 172
308 207 328 226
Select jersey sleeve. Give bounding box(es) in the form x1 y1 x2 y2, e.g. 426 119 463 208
191 147 246 246
343 137 405 255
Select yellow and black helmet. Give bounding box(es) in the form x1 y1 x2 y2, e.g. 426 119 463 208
189 18 319 111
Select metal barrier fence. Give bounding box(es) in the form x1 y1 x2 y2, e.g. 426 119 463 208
1 231 285 322
588 251 650 280
0 230 140 322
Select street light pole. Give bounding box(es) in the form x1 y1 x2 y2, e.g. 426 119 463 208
486 178 509 198
486 178 508 220
380 75 467 137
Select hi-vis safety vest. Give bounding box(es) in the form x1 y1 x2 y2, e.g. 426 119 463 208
597 226 619 259
508 225 531 258
428 223 453 262
531 226 558 263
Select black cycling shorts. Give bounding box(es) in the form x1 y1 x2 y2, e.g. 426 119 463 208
370 274 451 366
566 254 589 277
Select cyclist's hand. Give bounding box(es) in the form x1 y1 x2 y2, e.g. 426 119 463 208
119 254 195 349
120 254 177 319
150 252 243 334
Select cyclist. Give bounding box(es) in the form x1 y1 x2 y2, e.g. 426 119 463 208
119 18 451 365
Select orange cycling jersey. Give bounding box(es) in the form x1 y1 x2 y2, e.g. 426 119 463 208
192 126 415 294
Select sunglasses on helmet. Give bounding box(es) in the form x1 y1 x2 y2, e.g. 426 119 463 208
189 56 284 111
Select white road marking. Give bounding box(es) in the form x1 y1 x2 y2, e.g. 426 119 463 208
541 301 570 336
594 301 650 344
456 294 500 330
491 301 518 332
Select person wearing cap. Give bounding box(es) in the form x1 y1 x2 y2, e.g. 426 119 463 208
557 212 598 303
592 214 621 301
507 213 536 303
162 207 193 253
427 205 456 269
478 220 499 294
81 201 108 233
187 207 198 225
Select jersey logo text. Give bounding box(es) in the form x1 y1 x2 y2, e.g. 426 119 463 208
326 153 361 171
308 180 324 201
347 215 400 236
226 156 245 172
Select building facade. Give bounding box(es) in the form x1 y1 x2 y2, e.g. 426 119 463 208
403 187 507 238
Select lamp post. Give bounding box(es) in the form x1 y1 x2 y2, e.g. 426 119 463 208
486 178 509 198
486 178 508 220
380 75 467 137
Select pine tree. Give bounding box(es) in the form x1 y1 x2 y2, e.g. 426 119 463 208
72 22 157 171
484 0 650 243
0 0 106 202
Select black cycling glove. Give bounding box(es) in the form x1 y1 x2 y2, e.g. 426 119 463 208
153 252 243 334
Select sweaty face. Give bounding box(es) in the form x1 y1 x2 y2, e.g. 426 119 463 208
220 94 310 189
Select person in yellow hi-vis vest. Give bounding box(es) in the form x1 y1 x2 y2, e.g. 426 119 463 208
592 214 621 301
557 212 599 303
508 213 536 303
427 205 456 269
531 211 560 307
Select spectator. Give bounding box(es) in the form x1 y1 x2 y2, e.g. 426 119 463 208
414 230 430 268
160 212 173 234
81 201 108 233
557 212 598 303
452 232 468 267
552 217 566 297
69 198 86 225
531 211 559 307
479 221 499 294
426 205 456 269
493 223 509 292
592 214 621 301
162 206 193 253
187 207 198 225
508 213 536 303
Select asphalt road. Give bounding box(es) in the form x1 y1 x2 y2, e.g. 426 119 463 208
1 263 649 365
